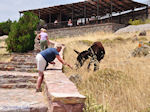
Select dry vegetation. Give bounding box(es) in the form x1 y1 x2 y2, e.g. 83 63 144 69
0 36 12 62
54 31 150 112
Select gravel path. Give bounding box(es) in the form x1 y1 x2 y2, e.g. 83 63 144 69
115 24 150 34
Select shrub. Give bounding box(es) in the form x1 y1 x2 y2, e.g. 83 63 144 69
128 19 144 25
144 19 150 24
79 40 93 46
128 19 150 25
83 94 107 112
100 39 113 45
5 12 39 53
0 19 12 36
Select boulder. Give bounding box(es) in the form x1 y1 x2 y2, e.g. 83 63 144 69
131 45 150 57
139 31 146 36
69 74 82 85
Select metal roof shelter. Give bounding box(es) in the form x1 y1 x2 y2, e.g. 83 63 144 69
19 0 148 29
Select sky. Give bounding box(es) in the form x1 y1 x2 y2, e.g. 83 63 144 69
0 0 148 22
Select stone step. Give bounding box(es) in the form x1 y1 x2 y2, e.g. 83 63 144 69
0 75 37 79
0 67 37 72
0 62 37 72
0 83 36 89
15 68 37 72
10 58 36 63
0 62 36 66
0 89 48 112
0 78 36 84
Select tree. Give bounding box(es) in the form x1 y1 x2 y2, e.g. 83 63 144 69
0 19 12 36
6 12 39 53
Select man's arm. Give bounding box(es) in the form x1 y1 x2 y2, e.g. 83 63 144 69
56 55 72 69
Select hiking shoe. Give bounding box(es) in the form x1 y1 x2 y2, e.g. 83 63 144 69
36 88 42 92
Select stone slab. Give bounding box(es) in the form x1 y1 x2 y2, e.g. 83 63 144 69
0 89 48 112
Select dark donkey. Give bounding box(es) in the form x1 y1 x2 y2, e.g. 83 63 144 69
74 41 105 71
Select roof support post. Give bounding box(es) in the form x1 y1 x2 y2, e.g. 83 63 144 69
146 5 148 19
38 10 41 19
110 0 113 22
48 13 51 29
84 2 87 24
132 9 134 20
97 0 99 23
19 12 21 18
59 11 62 23
38 10 41 30
118 12 121 24
72 4 74 25
49 13 51 23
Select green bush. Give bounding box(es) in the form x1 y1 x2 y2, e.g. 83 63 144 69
128 19 150 25
6 12 39 53
83 94 107 112
144 19 150 24
0 19 12 36
129 19 144 25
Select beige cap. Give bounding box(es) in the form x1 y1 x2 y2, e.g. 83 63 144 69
40 28 47 32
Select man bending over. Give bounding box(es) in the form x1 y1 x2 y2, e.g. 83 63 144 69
35 44 72 92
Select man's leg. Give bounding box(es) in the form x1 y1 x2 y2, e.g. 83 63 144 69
36 53 46 92
36 71 44 92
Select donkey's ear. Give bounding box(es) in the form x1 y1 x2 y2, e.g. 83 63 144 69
74 49 80 54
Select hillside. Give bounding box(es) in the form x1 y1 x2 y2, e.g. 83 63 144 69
115 24 150 34
54 30 150 112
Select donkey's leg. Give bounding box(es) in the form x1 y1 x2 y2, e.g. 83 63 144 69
93 55 99 71
87 61 92 70
94 61 99 71
87 56 93 70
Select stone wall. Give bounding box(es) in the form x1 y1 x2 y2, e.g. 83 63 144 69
46 23 126 38
43 47 86 112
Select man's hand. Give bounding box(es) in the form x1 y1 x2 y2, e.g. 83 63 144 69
50 62 55 65
67 63 73 69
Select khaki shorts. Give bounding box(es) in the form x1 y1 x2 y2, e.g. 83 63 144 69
36 54 46 72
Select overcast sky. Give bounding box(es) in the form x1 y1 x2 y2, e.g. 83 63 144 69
0 0 148 22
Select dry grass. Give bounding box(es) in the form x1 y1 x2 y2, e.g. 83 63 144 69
55 31 150 112
0 37 12 62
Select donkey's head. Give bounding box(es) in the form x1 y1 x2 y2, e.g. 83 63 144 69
74 49 91 69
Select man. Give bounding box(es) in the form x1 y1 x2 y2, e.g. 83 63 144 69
35 44 72 92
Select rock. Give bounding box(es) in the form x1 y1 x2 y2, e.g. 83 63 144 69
139 31 146 36
115 24 150 34
69 74 82 85
131 45 150 57
132 35 138 43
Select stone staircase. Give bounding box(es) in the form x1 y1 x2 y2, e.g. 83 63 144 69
0 38 85 112
0 37 41 72
0 74 37 89
0 51 38 72
0 71 48 112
